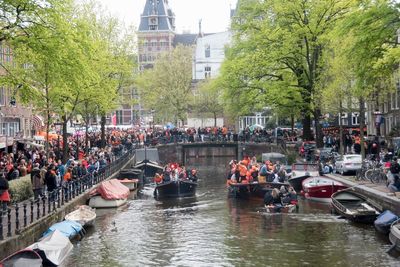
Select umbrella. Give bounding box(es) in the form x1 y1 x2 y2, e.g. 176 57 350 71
249 124 264 131
165 123 175 130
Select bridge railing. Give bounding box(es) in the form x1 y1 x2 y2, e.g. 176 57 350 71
0 149 135 241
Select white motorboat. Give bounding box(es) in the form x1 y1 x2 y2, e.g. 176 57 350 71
88 195 127 208
65 205 97 226
89 179 130 208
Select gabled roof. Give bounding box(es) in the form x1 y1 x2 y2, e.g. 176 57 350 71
139 0 175 32
173 34 197 46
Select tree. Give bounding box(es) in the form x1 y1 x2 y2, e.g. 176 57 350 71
136 45 193 125
219 0 354 146
194 79 224 127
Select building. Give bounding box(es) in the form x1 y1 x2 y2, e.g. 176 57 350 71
0 42 33 150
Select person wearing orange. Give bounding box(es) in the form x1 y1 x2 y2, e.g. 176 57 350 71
154 173 163 184
63 168 72 182
238 161 247 183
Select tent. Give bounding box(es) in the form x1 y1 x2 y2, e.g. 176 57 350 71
249 124 264 131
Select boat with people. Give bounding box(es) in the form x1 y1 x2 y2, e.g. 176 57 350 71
89 179 130 208
389 219 400 252
302 176 347 202
134 148 164 184
65 205 97 227
331 189 381 224
28 230 73 266
263 187 298 213
228 181 290 198
153 163 198 198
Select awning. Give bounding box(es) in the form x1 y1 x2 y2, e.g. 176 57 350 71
31 115 44 129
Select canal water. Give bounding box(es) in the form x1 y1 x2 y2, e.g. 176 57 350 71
62 157 399 267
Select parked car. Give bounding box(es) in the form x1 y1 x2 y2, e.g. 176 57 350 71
335 154 362 175
299 141 316 157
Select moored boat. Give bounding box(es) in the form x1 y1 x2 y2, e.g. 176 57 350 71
134 160 164 184
154 180 197 198
0 249 43 267
89 179 130 208
389 219 400 252
331 189 381 224
291 163 319 178
374 210 398 234
288 175 310 192
28 230 73 266
65 205 96 227
42 220 84 240
118 179 139 191
302 177 347 202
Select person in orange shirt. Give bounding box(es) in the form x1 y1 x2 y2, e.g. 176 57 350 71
238 161 247 183
63 168 72 182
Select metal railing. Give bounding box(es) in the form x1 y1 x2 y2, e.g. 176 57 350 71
0 149 135 240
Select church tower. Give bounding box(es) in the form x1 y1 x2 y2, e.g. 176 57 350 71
137 0 176 70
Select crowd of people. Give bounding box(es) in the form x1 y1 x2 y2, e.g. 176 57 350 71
154 163 197 184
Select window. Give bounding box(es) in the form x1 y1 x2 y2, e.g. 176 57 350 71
149 25 158 30
352 113 359 125
204 66 211 78
205 45 210 58
0 87 5 106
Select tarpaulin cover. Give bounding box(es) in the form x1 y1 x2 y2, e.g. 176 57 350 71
374 210 398 229
42 220 83 239
28 230 73 266
1 249 42 267
90 179 130 200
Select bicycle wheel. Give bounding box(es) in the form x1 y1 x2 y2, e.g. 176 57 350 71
365 169 380 183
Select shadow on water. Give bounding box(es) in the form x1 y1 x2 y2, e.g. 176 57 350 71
62 156 400 267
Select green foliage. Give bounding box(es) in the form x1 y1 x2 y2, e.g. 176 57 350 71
193 79 224 125
136 45 193 124
286 151 297 165
9 175 33 202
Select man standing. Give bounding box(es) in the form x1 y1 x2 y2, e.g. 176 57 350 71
31 163 43 199
45 164 57 200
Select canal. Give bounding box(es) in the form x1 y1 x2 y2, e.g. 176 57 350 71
62 157 398 267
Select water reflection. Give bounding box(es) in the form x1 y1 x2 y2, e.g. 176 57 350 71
62 156 399 267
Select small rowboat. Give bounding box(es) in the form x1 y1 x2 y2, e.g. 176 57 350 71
65 205 96 227
119 179 139 191
389 219 400 252
1 249 43 267
89 196 127 208
264 204 297 213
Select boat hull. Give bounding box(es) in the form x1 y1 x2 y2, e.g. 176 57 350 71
65 206 96 227
389 221 400 251
88 195 127 208
288 175 310 192
154 180 197 198
119 179 139 191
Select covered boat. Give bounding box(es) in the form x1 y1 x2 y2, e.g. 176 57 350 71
291 163 319 178
154 180 197 199
389 219 400 252
118 179 139 191
1 249 42 267
264 204 297 213
302 177 347 202
228 182 289 198
65 205 96 227
374 210 398 234
331 189 381 224
89 179 130 208
288 175 310 192
42 220 83 239
134 148 163 183
28 230 73 266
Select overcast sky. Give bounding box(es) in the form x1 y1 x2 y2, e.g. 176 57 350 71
95 0 238 33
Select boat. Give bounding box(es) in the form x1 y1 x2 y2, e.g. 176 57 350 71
374 210 398 234
331 189 381 224
0 249 42 267
89 179 130 208
288 175 310 192
119 169 143 184
134 148 164 183
291 163 319 178
302 177 347 202
42 220 84 240
228 181 290 198
65 205 96 227
154 180 197 198
28 230 73 266
264 204 297 213
389 219 400 252
118 179 139 191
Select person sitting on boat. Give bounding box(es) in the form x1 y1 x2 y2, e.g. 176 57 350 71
154 173 163 184
250 165 259 182
287 187 298 205
238 161 248 183
190 169 198 182
277 167 287 183
163 168 171 182
259 162 270 183
264 188 282 208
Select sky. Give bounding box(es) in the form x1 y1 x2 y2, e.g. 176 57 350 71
95 0 238 33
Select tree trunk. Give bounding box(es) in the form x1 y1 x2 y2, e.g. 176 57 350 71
359 97 366 160
85 114 89 155
302 113 312 141
100 115 106 148
291 114 294 132
214 112 217 127
62 115 69 164
339 100 344 156
314 109 324 148
45 109 50 159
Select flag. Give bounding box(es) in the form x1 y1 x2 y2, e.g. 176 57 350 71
112 113 117 126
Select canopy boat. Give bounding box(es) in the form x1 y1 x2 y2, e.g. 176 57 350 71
65 205 96 227
28 230 73 266
89 179 129 208
291 163 319 178
118 179 139 191
264 204 297 213
288 175 311 192
119 168 143 183
42 220 84 240
302 177 347 202
331 189 381 224
374 210 398 234
228 181 290 198
389 219 400 252
0 249 42 267
154 180 197 199
134 160 164 184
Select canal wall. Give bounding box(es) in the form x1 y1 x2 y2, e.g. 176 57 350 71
0 154 135 260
